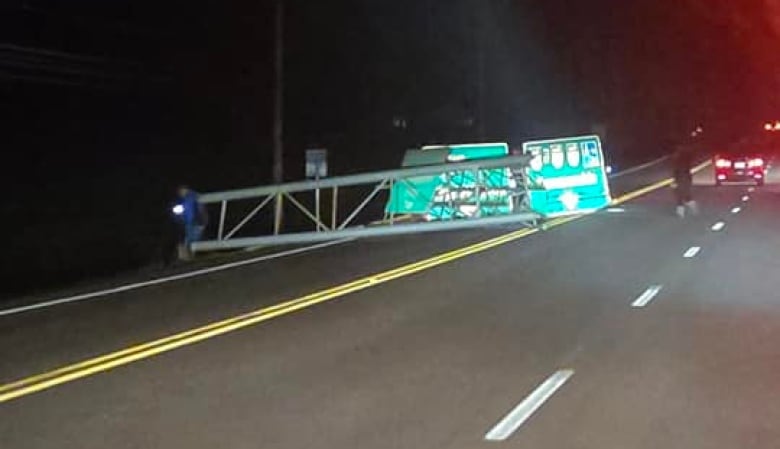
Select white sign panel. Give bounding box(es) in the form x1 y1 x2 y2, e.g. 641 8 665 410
305 149 328 179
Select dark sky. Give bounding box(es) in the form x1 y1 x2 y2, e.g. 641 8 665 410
2 0 780 294
4 0 780 201
4 1 779 173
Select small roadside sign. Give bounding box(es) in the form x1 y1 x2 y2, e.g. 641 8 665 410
305 149 328 179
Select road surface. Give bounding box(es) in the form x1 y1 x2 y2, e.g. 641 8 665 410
2 161 780 448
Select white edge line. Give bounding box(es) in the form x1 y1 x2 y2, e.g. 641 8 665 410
0 238 354 317
742 196 750 202
684 246 701 258
631 285 663 308
731 207 742 214
0 157 680 318
484 370 574 441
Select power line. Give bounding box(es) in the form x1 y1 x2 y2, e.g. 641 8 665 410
0 43 167 88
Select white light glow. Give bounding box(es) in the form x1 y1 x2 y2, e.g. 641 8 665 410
530 154 543 171
458 205 479 216
542 172 598 189
172 204 184 215
551 145 565 169
560 191 580 211
566 144 580 167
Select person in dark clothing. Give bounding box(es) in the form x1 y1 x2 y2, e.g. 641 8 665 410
672 147 698 218
173 186 208 259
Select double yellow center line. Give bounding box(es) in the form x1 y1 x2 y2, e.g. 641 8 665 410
0 225 550 403
0 162 709 404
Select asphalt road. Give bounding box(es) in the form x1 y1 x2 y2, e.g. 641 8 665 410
3 161 780 448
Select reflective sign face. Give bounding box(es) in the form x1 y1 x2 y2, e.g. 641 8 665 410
305 149 328 179
581 141 602 169
530 149 543 171
566 143 580 167
386 138 611 220
523 135 612 216
551 144 565 169
386 143 514 219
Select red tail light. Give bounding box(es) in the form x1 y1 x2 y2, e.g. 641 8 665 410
749 158 764 168
716 158 731 168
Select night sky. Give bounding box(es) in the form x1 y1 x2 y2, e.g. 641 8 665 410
2 0 779 297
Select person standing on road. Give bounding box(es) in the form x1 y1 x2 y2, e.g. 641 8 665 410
672 147 698 218
173 185 208 259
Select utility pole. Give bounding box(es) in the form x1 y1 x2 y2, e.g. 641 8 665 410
475 1 487 140
272 0 284 184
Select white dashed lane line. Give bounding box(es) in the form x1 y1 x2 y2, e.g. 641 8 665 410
684 247 702 258
632 285 663 308
487 186 746 439
484 370 575 442
711 222 726 232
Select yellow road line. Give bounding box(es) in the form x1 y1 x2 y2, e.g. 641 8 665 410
0 164 708 404
613 178 674 205
612 160 711 205
0 228 543 403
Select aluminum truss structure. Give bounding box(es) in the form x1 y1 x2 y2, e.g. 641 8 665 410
192 155 539 253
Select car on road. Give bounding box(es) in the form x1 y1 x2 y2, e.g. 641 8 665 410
715 152 766 186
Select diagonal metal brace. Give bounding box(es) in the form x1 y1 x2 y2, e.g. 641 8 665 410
284 192 331 232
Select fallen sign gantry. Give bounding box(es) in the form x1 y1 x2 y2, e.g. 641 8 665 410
192 153 540 253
